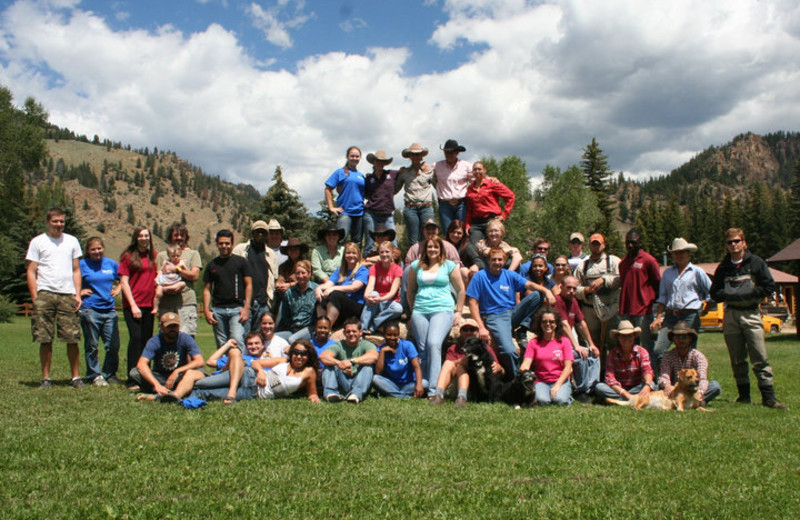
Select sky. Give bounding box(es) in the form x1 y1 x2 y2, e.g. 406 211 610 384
1 0 800 206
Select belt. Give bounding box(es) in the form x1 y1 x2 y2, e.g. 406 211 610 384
405 201 432 207
665 309 698 316
441 198 465 206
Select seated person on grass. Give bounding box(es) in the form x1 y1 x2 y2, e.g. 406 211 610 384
188 339 321 403
130 312 205 402
593 320 656 402
657 321 721 405
372 322 426 398
429 318 504 408
319 317 378 404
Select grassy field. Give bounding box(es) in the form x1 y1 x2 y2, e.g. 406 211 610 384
1 317 799 519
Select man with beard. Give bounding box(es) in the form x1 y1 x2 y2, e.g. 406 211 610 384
156 223 202 336
619 229 661 354
233 220 279 331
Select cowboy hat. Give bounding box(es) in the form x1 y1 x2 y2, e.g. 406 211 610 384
317 224 345 242
366 149 393 165
610 320 641 338
280 237 310 255
668 320 698 341
441 139 466 152
401 142 429 158
668 237 698 253
369 224 397 242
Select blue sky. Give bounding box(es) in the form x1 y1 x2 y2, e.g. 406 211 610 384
1 0 800 206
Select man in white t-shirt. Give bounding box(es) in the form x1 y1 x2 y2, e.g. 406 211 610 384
26 207 83 388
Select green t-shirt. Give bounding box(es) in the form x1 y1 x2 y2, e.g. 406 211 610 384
328 339 376 375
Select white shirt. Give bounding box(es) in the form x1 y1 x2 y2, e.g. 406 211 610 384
26 233 82 294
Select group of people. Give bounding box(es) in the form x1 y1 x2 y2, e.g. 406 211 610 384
25 148 788 409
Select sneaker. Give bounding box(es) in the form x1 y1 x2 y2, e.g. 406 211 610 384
39 379 52 389
70 378 86 389
106 376 125 386
346 394 360 404
93 376 109 387
326 393 343 403
454 396 467 408
763 399 788 410
429 395 446 406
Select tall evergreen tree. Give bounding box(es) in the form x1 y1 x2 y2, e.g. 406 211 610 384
580 138 620 252
254 166 316 244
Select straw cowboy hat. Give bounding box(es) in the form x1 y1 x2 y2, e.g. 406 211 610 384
366 149 393 165
668 320 698 341
610 320 642 338
401 142 429 158
668 237 698 253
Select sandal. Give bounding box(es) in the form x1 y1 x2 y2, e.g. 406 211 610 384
223 395 236 404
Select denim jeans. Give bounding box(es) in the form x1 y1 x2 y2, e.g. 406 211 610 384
372 374 428 398
190 366 258 401
511 291 544 331
594 381 657 401
621 313 655 353
402 204 434 246
275 326 313 344
247 299 269 333
322 365 374 400
652 310 701 373
337 213 363 247
361 300 403 332
212 306 246 349
438 200 466 236
467 216 495 246
80 308 120 380
535 381 573 405
571 352 601 394
362 211 396 254
410 311 454 396
482 310 517 378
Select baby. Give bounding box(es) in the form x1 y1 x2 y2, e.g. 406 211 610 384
152 244 186 314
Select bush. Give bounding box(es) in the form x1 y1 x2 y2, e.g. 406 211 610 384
0 294 18 322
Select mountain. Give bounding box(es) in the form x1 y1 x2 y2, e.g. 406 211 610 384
29 136 261 261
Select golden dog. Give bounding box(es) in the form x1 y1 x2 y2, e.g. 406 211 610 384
606 369 707 411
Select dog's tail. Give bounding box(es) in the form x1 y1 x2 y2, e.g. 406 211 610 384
605 398 634 407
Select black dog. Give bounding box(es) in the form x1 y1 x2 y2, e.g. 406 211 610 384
500 370 536 408
463 337 504 403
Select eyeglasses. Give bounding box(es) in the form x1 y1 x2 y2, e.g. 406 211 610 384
541 319 557 325
535 247 550 252
291 350 310 357
726 239 742 245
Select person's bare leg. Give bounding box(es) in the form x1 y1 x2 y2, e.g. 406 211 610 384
40 342 53 380
172 370 206 399
226 349 244 400
67 342 80 379
326 304 340 329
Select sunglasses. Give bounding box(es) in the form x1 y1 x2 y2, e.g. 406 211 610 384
554 263 568 267
291 350 310 357
541 319 557 325
726 239 742 245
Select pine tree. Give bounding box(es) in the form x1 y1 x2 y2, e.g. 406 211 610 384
254 166 316 244
581 138 620 252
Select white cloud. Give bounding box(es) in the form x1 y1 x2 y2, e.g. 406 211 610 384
1 0 799 208
246 1 310 49
339 17 367 34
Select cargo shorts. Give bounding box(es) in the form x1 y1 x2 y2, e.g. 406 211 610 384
31 290 81 344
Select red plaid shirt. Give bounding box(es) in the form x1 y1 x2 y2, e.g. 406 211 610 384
604 345 654 388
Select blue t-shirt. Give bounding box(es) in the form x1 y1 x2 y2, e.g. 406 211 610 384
80 256 119 311
466 269 529 314
329 265 370 304
215 353 263 372
378 339 419 385
311 337 337 369
326 167 365 216
141 332 202 377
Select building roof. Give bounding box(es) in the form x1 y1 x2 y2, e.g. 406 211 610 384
767 238 800 262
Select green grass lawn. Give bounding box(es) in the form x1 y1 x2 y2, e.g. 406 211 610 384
1 317 799 519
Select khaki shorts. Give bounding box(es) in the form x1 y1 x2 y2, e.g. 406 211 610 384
31 291 81 344
158 305 198 336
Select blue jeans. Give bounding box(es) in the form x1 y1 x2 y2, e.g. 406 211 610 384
362 211 396 254
621 313 655 353
535 381 573 405
211 306 246 349
652 310 701 373
411 311 454 396
361 300 403 332
337 213 363 247
482 310 517 378
438 200 466 236
571 352 601 394
190 367 258 401
322 366 374 400
511 291 544 331
372 374 428 398
594 381 657 401
248 299 269 333
80 308 120 380
275 326 313 344
403 204 434 246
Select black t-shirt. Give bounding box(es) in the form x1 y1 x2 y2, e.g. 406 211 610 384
203 255 252 307
246 244 268 304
